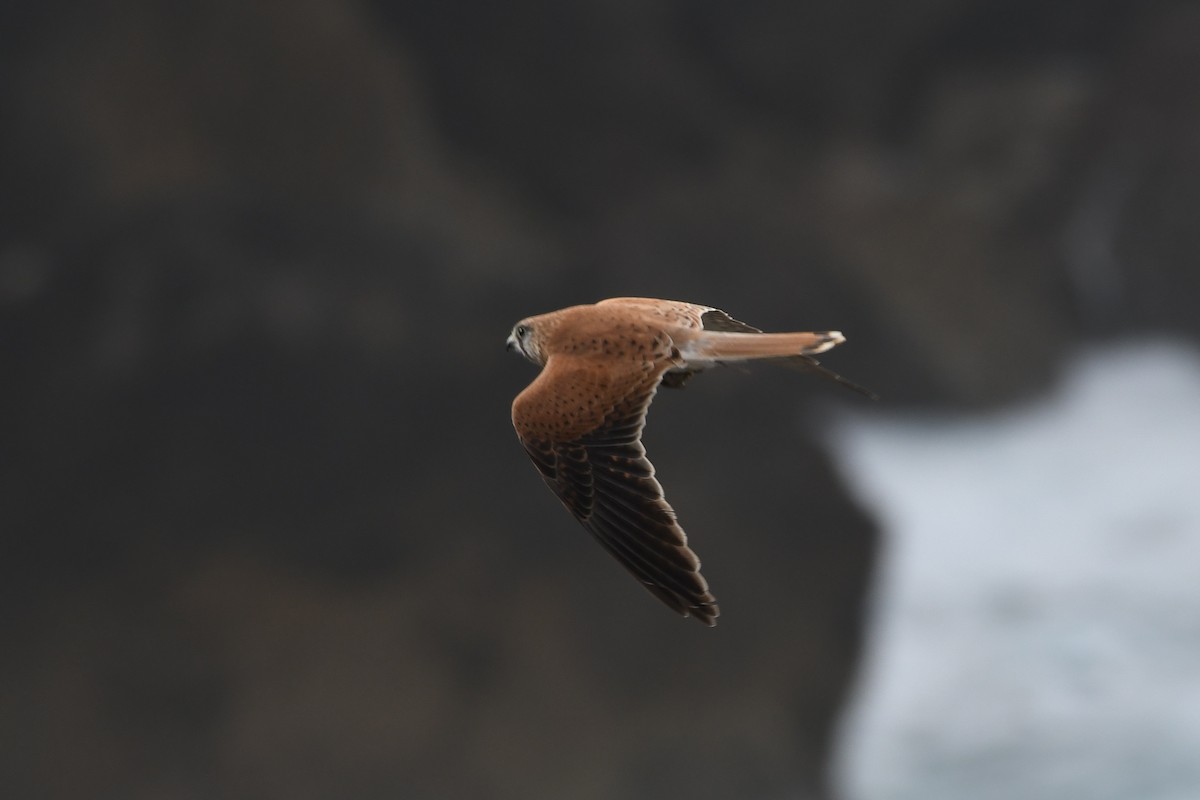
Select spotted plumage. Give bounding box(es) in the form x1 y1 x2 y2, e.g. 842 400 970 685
507 297 870 625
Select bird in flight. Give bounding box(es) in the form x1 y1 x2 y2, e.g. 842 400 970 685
507 297 873 626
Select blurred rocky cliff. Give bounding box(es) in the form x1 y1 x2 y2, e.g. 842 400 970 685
3 1 1198 798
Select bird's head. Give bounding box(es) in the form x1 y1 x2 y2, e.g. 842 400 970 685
506 317 545 365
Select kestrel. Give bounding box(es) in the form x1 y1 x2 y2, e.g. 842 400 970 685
507 297 872 626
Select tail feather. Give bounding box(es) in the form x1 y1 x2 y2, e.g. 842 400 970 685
688 330 844 361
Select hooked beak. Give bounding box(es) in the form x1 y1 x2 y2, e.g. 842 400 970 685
506 334 517 353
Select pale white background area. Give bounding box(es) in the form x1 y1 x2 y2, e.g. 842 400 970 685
827 340 1200 800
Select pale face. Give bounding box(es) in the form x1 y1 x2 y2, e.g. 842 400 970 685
506 319 540 364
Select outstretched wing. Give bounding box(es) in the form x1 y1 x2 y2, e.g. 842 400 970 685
512 356 719 625
699 307 763 334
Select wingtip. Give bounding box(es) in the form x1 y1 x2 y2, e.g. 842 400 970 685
687 604 720 627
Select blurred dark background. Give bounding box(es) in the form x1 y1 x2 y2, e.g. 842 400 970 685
3 1 1199 798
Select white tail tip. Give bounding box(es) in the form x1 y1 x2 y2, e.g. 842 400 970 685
814 331 845 353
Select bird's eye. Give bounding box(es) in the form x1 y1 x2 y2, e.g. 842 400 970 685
516 325 528 338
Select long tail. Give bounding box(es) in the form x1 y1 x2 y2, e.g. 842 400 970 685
683 330 878 399
686 330 844 361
